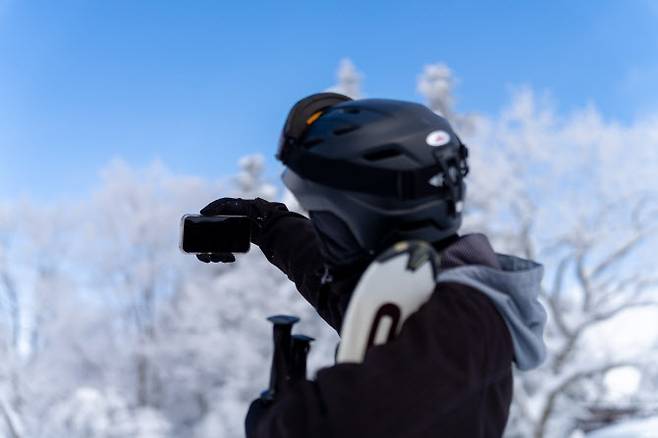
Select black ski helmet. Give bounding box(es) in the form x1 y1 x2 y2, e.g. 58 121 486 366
276 92 469 265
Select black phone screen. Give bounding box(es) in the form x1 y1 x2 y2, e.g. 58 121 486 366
180 215 251 254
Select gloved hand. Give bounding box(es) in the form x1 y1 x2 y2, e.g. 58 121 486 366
196 197 302 264
245 397 271 438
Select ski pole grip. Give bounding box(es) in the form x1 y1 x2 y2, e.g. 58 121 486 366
261 315 299 402
290 334 314 383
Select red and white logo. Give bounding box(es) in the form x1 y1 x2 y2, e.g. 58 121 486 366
425 130 451 147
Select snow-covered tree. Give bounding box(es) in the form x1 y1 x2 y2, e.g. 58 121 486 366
0 201 25 438
2 61 657 438
418 68 658 437
151 154 338 437
417 63 478 135
326 58 363 99
45 387 171 438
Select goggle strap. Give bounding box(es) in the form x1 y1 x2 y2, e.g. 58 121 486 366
287 149 454 200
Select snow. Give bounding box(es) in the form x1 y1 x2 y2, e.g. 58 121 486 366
604 367 642 400
587 417 658 437
585 307 658 358
45 387 171 438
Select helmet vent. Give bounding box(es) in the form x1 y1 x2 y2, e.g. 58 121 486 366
302 138 324 148
363 147 402 161
333 125 359 136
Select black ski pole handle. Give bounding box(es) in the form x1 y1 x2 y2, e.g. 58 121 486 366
261 315 299 402
290 334 314 384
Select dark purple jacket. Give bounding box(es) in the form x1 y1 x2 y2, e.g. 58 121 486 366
252 213 526 438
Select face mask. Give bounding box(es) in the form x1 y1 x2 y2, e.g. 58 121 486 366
309 211 370 268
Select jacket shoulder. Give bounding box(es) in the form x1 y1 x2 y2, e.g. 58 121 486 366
417 281 515 377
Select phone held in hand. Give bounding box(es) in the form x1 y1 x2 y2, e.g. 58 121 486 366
179 214 251 254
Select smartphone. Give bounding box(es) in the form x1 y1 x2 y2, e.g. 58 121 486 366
179 214 251 254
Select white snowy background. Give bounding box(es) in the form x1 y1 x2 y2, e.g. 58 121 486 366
1 60 657 437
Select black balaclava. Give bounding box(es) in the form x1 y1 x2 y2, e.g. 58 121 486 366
310 209 461 274
309 211 372 269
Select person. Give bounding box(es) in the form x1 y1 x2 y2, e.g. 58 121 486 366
197 93 547 438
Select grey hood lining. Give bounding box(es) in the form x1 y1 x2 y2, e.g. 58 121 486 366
436 235 547 371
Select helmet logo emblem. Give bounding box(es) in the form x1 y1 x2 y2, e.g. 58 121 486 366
425 130 451 147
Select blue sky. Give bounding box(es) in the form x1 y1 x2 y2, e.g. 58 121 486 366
1 0 657 200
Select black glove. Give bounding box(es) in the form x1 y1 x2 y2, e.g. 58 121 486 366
245 398 271 438
196 197 303 264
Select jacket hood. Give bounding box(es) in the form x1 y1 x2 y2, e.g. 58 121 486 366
435 233 547 371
